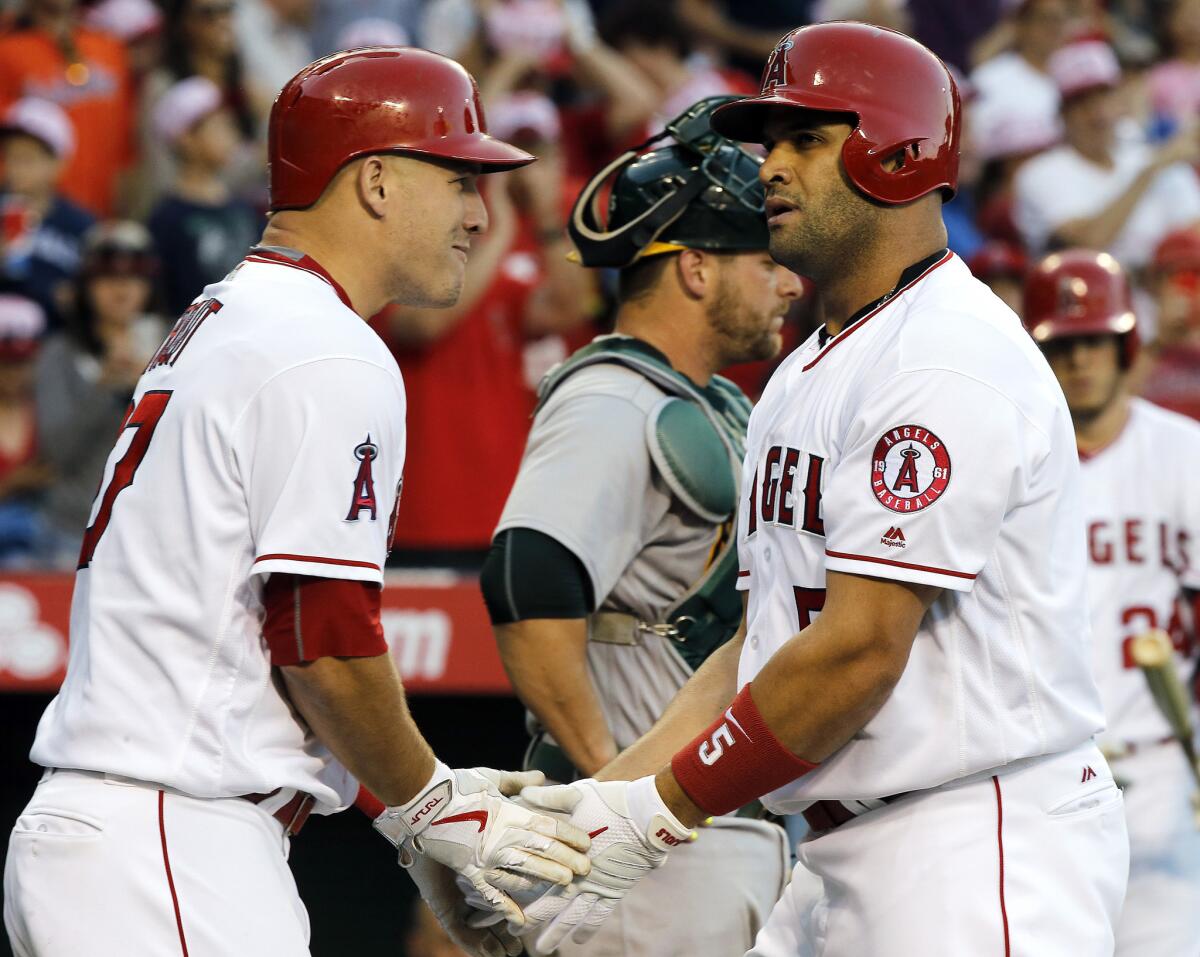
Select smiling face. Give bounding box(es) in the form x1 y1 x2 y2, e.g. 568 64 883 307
383 154 488 308
706 250 803 365
759 108 887 281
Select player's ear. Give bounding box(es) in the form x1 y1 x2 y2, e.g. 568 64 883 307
356 156 389 218
676 248 711 301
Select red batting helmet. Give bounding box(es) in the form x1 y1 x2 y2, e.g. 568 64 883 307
268 47 535 211
710 22 961 205
1023 249 1139 368
1152 227 1200 274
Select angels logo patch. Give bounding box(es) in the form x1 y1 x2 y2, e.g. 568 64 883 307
870 425 951 513
346 435 379 521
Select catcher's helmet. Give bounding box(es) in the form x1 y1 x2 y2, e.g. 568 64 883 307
710 22 961 205
268 47 534 211
1023 249 1139 368
568 96 768 269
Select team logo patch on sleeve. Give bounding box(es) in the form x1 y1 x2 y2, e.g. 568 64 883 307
870 425 951 513
346 436 379 521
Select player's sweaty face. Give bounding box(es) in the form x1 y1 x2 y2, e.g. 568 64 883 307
1043 334 1124 420
707 251 802 364
386 156 486 308
759 110 882 281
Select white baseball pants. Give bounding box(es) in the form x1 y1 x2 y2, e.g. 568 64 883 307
4 769 311 956
748 741 1129 957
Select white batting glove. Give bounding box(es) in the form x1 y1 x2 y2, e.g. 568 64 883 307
499 776 697 953
373 763 592 931
405 853 525 957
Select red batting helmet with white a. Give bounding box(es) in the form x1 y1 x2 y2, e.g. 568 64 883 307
268 47 535 211
1023 249 1140 368
710 22 961 205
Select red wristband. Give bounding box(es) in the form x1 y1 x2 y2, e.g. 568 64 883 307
671 683 818 817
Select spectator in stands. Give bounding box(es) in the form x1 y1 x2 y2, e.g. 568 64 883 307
0 293 51 567
234 0 315 100
0 98 94 326
35 221 164 566
969 0 1069 147
141 0 266 200
598 1 755 139
312 0 420 57
966 240 1029 316
83 0 165 78
973 110 1061 244
1148 0 1200 129
384 92 594 563
1135 226 1200 420
1014 39 1200 270
146 77 259 316
0 0 135 217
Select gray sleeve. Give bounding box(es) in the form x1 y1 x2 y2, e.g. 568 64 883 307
497 389 663 607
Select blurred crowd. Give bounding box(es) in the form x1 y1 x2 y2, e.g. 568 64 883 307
0 0 1197 571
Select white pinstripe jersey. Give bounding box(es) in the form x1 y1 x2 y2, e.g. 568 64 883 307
736 252 1105 809
31 247 406 812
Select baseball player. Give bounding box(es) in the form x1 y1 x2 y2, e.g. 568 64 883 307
3 49 594 957
479 96 800 956
1024 249 1200 956
470 24 1130 957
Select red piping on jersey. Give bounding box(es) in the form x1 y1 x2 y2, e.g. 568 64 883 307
802 251 954 372
824 549 977 580
158 791 191 957
994 776 1011 957
244 249 356 313
254 553 381 572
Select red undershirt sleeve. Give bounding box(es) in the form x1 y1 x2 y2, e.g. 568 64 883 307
262 573 388 666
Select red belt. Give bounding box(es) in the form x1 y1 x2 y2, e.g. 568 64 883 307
241 789 316 836
803 794 908 835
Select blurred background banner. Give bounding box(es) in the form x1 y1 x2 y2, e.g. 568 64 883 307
0 571 513 693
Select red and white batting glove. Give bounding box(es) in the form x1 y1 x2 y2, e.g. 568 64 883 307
373 764 592 934
469 775 695 953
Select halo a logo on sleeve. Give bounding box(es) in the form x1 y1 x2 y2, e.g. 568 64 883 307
346 435 379 521
870 425 951 513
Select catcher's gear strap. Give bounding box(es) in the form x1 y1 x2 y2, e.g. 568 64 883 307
536 335 751 671
480 527 595 625
262 573 386 665
672 683 818 817
646 397 737 523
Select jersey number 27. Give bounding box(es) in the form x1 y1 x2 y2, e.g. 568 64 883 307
77 391 173 569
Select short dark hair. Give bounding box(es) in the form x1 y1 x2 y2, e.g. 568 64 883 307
616 254 675 303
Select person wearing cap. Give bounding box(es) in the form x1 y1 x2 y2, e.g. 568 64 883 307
505 23 1128 956
476 95 799 957
0 292 51 566
4 49 596 957
146 75 260 316
1022 248 1200 957
33 221 165 566
1014 39 1200 270
384 88 595 563
1135 225 1200 421
0 97 95 326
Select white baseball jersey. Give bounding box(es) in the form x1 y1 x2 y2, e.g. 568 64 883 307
29 246 406 813
736 251 1105 810
1081 397 1200 748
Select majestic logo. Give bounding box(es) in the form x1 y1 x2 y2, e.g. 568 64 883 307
346 435 379 521
1080 766 1097 783
761 39 794 91
880 526 906 548
431 810 489 833
870 425 951 513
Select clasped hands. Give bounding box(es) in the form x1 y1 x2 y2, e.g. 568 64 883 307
372 764 695 956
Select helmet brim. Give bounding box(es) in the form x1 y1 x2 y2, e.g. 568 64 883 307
419 132 535 172
1028 311 1137 343
710 92 859 144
